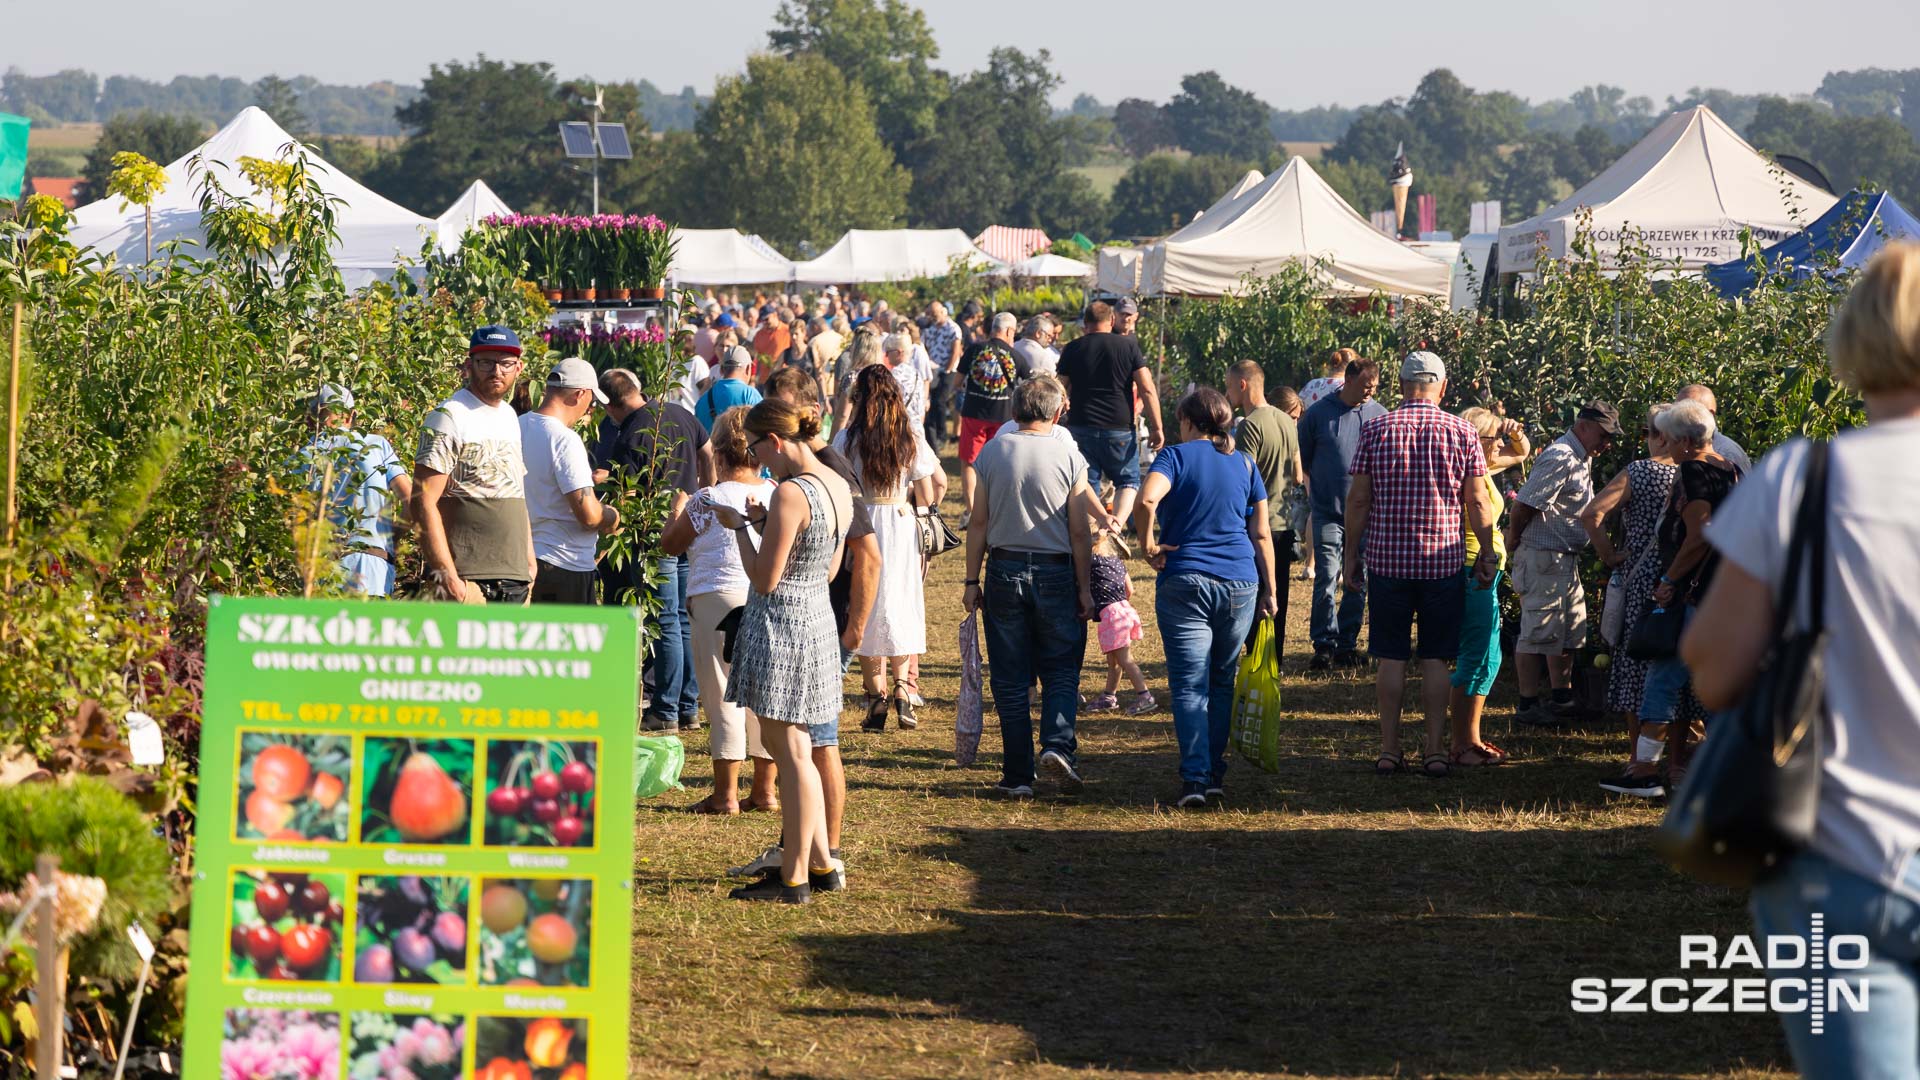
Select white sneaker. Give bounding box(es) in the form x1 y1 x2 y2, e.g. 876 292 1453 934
727 843 784 878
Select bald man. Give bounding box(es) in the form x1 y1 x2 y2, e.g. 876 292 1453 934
1675 385 1752 474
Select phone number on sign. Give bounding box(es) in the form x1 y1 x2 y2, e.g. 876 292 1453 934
240 701 599 731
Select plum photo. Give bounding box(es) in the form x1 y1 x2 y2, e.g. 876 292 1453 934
234 733 352 843
351 875 471 986
475 878 592 989
482 740 598 848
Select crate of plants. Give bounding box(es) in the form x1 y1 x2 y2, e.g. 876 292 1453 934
476 213 678 306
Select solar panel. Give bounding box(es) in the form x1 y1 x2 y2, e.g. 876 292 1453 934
558 122 597 159
595 123 633 160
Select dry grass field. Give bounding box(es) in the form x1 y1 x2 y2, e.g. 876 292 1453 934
624 451 1791 1079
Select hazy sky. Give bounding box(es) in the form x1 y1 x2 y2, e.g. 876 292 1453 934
8 0 1915 108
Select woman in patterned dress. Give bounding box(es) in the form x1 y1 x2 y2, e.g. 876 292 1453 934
1579 404 1677 786
713 398 854 904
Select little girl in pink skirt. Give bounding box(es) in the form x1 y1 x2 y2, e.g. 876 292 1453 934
1085 531 1156 714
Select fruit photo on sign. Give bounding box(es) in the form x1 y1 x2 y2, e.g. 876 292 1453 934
482 740 598 848
347 1012 465 1080
473 1015 588 1079
221 1009 341 1078
235 733 353 842
226 869 346 982
360 738 475 846
475 878 592 989
351 875 471 985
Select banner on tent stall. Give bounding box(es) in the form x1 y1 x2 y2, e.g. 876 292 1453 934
182 596 639 1080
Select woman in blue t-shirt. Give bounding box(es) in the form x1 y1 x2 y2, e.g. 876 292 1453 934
1135 387 1279 808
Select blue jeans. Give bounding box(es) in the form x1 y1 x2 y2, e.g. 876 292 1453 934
982 560 1087 787
645 555 699 722
1639 605 1697 724
1067 425 1142 490
1156 572 1257 785
1750 848 1920 1080
1309 511 1365 653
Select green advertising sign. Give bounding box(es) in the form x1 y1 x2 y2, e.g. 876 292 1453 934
183 595 639 1080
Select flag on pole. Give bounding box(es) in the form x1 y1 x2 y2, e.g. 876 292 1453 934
0 112 30 203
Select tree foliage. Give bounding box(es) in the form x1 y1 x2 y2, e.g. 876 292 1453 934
1164 71 1274 159
79 111 204 203
1747 97 1920 208
1108 153 1258 238
769 0 947 159
693 54 908 250
253 75 308 138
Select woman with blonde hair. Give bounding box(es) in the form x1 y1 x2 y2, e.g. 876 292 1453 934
1446 406 1531 766
831 326 884 421
1685 243 1920 1078
712 398 855 903
834 364 936 730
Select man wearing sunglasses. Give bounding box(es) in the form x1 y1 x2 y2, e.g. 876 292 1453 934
413 325 538 604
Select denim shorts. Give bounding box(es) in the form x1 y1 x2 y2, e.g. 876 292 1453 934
808 714 839 749
1067 425 1142 490
1368 571 1467 662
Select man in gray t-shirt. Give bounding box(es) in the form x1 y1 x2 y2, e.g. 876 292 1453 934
963 376 1104 798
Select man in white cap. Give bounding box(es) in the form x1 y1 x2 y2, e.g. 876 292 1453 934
521 358 621 604
300 383 412 596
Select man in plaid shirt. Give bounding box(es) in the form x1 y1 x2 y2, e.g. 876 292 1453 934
1343 352 1498 778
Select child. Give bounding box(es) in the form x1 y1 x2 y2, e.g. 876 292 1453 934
1085 530 1156 714
1275 386 1313 580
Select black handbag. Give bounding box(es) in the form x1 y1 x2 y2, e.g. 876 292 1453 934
914 490 962 559
1625 598 1686 660
1653 443 1828 888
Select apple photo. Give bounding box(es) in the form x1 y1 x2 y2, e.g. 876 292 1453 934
235 733 352 843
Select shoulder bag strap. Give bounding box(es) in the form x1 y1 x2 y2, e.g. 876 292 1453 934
1772 443 1830 642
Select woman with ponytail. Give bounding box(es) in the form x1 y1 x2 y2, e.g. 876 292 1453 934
1134 386 1279 809
833 364 937 730
710 397 855 904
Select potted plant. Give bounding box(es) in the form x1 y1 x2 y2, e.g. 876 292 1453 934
600 217 633 302
635 216 676 299
525 217 563 302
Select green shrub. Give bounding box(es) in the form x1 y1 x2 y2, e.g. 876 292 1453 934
0 776 172 983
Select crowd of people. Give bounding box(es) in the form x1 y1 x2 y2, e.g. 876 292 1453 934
299 247 1920 1076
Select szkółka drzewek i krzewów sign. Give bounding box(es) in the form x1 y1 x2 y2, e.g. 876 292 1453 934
183 596 640 1079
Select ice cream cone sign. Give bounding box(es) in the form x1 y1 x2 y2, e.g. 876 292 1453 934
1389 143 1413 236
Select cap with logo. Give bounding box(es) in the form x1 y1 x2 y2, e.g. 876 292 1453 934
1399 350 1446 383
1577 400 1623 436
468 325 522 356
547 357 609 404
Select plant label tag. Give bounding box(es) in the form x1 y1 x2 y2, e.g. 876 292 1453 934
126 710 165 765
128 922 155 963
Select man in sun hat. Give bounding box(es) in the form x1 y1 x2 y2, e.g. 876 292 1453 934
413 325 536 603
520 358 619 605
299 382 412 596
1505 397 1621 726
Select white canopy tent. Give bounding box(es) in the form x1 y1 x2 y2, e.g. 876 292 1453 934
1138 157 1451 298
668 228 796 285
1095 169 1263 295
1497 105 1839 274
435 180 512 248
791 228 1000 284
994 252 1093 280
68 107 437 288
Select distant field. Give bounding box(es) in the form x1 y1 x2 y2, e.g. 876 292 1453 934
1281 140 1329 159
31 123 101 151
1069 163 1128 198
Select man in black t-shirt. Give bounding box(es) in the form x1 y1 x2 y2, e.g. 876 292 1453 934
956 312 1028 522
594 368 711 733
1055 300 1165 524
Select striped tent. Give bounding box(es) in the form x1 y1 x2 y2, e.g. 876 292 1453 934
973 225 1051 264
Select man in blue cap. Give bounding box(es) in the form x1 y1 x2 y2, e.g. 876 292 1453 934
413 325 537 603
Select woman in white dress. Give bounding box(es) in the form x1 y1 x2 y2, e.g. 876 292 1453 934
660 407 778 814
833 364 935 730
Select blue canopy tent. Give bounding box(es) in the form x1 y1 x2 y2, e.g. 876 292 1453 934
1705 189 1920 296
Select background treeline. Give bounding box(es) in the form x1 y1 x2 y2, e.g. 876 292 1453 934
13 4 1920 249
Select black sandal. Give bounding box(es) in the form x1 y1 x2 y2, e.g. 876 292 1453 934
862 693 888 732
1374 752 1404 777
892 691 919 730
1421 753 1452 779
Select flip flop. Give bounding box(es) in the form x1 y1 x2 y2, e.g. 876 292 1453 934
1374 752 1404 777
743 800 781 813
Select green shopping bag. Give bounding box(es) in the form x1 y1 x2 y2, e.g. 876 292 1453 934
632 734 685 798
1230 620 1284 772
